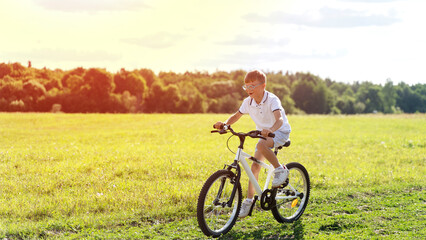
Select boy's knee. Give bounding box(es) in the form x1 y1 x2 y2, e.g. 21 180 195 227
256 140 265 148
256 140 268 152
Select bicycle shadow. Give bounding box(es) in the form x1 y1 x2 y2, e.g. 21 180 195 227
219 219 305 240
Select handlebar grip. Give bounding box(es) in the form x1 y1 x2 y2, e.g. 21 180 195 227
268 133 275 138
213 123 225 130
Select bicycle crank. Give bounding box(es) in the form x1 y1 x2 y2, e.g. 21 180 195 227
260 188 277 210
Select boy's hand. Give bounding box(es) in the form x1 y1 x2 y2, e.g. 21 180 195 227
261 129 272 138
214 122 225 129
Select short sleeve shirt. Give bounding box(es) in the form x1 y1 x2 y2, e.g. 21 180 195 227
239 91 291 133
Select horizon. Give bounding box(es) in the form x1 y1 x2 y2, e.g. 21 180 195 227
2 0 426 86
2 61 423 87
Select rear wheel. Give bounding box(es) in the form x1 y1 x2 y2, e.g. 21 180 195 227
271 162 310 223
197 170 242 237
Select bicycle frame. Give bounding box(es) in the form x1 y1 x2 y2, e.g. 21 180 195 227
235 148 274 197
231 146 302 204
214 126 300 208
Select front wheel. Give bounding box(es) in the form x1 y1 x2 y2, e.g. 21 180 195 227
197 169 242 237
271 162 310 223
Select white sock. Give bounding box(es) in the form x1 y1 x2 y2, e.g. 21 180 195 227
245 198 253 203
275 165 284 170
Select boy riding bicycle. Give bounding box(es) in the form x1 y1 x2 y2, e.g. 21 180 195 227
214 70 291 218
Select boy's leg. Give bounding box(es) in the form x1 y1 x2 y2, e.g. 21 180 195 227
239 151 263 218
247 151 264 199
256 138 288 188
256 138 280 168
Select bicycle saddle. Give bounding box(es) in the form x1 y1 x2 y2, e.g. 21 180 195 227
277 140 291 150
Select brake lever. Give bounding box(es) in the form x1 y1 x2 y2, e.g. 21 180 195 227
211 129 228 134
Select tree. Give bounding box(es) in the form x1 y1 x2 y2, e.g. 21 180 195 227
206 80 236 99
83 68 114 98
144 82 182 113
2 62 425 114
190 91 206 113
281 95 297 114
0 63 12 78
0 78 24 111
138 68 157 87
395 83 423 113
356 83 383 113
268 83 297 114
120 91 138 113
230 70 246 84
10 62 27 78
354 102 366 114
292 80 316 113
64 75 84 92
336 96 356 114
312 82 332 114
163 84 181 112
266 72 291 89
413 84 426 113
216 93 240 113
0 78 24 101
114 70 147 98
381 79 396 113
61 67 86 90
23 80 46 100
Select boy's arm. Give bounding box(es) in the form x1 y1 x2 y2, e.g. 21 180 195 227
270 110 284 132
261 110 283 136
214 111 243 129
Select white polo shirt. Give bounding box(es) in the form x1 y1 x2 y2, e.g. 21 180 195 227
239 91 291 133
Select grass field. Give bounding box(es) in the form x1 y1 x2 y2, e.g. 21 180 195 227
0 113 425 239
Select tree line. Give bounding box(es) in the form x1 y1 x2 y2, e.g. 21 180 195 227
0 62 425 114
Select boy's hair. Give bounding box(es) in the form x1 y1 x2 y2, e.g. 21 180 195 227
244 70 267 84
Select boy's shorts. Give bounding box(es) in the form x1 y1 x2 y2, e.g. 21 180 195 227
272 130 290 149
255 130 290 152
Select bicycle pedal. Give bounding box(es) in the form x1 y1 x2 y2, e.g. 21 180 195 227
278 178 289 188
248 196 258 216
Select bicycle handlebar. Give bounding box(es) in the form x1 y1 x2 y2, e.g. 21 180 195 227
211 124 275 139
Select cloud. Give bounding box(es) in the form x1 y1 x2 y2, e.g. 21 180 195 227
6 48 121 62
198 49 347 68
244 7 400 28
33 0 150 12
122 32 185 49
217 34 290 47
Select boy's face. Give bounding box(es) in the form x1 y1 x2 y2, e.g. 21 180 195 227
244 80 265 99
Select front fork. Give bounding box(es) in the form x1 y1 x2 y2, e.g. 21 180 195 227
223 160 241 207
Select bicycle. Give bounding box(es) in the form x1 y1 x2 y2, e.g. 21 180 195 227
197 124 310 238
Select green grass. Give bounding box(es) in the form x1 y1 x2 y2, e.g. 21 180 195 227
0 113 425 239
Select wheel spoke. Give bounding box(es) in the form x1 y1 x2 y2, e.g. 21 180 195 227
197 170 242 237
271 163 310 223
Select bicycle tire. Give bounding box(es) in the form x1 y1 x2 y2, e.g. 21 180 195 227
197 169 242 237
271 162 310 223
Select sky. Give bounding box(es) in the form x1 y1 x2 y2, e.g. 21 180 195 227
1 0 425 85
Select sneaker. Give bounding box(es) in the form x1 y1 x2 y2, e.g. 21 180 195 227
272 166 289 188
238 199 253 218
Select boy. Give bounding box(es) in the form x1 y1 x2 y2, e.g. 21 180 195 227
213 70 291 218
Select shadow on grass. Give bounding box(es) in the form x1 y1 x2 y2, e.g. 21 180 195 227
219 220 305 240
